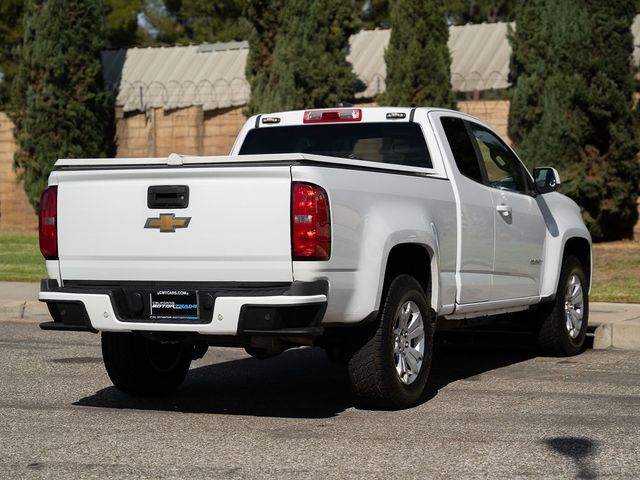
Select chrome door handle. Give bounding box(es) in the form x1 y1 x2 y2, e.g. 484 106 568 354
496 204 512 217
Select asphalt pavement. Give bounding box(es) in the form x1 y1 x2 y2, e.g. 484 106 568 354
1 320 639 479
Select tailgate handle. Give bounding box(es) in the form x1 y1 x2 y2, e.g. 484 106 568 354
147 185 189 209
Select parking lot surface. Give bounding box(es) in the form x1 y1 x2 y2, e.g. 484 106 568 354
1 321 639 479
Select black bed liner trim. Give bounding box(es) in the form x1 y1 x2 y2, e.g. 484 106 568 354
52 159 450 181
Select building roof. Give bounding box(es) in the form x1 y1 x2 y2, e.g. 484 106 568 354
104 18 640 113
102 41 250 112
346 22 513 98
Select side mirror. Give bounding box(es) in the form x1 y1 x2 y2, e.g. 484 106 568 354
533 167 561 194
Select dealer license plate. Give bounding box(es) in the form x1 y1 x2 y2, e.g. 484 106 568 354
149 290 199 321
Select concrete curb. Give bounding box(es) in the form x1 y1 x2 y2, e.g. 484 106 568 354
0 300 49 323
590 303 640 350
593 318 640 350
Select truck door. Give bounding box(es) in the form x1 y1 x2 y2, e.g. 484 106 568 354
466 122 546 300
437 116 495 304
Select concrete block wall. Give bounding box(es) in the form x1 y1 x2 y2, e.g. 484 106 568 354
114 107 152 158
458 99 512 144
115 105 245 158
203 107 246 155
0 112 37 230
154 106 204 157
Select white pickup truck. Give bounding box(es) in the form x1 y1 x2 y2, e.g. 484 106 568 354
39 107 591 408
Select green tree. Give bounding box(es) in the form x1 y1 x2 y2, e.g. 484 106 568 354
380 0 455 108
106 0 147 48
361 0 390 29
448 0 516 24
508 0 640 240
142 0 247 45
0 0 24 108
1 0 144 110
12 0 112 210
247 0 360 114
360 1 516 30
244 0 282 116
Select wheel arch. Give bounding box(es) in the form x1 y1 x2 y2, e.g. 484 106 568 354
562 236 592 291
380 243 438 317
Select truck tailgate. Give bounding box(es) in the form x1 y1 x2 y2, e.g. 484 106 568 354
55 166 293 282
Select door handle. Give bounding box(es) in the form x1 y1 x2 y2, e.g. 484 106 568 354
496 204 512 217
148 185 189 209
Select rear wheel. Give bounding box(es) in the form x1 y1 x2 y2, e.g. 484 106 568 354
101 332 192 396
537 256 589 356
347 275 434 409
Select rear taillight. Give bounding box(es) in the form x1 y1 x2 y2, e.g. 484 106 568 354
292 182 331 260
39 186 58 259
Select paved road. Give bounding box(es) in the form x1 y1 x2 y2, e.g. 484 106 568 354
1 322 639 479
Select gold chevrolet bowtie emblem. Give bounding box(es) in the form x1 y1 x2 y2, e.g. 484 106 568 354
144 213 191 233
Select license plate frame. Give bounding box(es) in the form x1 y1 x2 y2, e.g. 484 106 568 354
149 290 199 321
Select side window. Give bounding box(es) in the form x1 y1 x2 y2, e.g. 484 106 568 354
440 116 483 183
467 123 530 194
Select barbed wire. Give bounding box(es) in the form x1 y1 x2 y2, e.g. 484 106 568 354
106 77 251 112
106 72 511 112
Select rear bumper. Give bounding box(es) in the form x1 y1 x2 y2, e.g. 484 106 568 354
39 279 327 337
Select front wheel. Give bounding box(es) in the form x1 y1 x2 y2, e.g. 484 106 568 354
536 256 589 356
102 332 192 396
347 275 434 409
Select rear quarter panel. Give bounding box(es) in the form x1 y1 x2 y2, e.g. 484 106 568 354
291 165 457 323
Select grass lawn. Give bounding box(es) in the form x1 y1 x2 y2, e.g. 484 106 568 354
0 229 638 302
591 239 640 303
0 230 46 282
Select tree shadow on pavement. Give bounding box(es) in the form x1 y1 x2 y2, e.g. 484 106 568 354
543 437 599 479
74 331 538 419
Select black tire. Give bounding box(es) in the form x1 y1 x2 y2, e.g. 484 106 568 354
101 332 192 396
347 275 434 409
537 256 589 356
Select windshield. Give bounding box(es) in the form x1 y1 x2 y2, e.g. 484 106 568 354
239 122 433 169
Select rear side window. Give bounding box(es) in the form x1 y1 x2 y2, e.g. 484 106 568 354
440 116 483 183
239 123 432 169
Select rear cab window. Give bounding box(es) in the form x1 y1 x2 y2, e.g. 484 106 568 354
239 123 433 169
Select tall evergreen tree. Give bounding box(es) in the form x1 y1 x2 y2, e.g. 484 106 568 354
0 0 24 108
361 0 390 29
380 0 455 109
244 0 283 116
12 0 112 209
508 0 640 240
448 0 516 24
106 0 147 48
247 0 359 114
142 0 247 45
